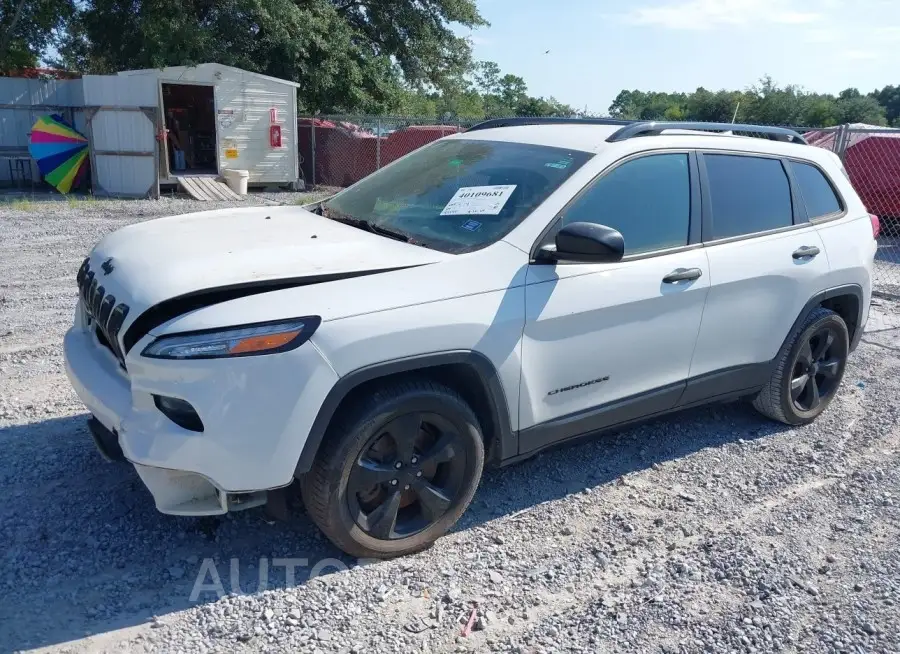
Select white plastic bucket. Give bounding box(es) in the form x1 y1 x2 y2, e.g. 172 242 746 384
223 169 250 196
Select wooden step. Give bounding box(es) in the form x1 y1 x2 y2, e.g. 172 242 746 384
175 176 243 202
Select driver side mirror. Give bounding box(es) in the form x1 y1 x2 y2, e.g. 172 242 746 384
537 222 625 264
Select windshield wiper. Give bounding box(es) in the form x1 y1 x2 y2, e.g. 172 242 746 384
321 206 420 245
366 222 415 243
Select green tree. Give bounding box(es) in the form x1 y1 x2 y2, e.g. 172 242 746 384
871 85 900 126
58 0 486 113
0 0 75 71
497 73 527 109
515 95 574 117
473 60 501 95
834 94 886 125
608 77 899 128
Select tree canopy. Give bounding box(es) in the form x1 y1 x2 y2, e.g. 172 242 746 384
56 0 490 113
608 77 894 127
2 0 898 126
0 0 74 71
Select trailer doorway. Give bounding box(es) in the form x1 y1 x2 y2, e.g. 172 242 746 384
161 82 217 176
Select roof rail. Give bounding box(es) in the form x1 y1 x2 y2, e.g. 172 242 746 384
466 116 634 132
606 121 807 144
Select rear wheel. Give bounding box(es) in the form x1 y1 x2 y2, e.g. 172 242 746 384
753 307 849 425
300 379 484 558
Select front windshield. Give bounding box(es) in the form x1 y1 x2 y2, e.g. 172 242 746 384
321 139 593 253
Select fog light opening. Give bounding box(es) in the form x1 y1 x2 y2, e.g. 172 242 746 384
153 395 204 432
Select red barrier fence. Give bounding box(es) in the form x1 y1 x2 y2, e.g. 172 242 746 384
298 118 462 188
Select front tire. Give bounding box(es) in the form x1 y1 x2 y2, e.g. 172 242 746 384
753 307 849 425
300 378 485 559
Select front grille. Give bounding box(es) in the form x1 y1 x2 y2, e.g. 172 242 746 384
77 257 130 364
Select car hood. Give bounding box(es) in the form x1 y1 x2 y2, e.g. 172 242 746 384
83 205 449 342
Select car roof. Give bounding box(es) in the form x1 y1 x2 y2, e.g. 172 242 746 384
446 124 622 153
446 124 837 167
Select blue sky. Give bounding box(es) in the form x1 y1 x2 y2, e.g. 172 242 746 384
460 0 900 114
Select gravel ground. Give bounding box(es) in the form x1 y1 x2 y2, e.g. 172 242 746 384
1 197 899 654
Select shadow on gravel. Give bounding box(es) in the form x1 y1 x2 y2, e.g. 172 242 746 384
0 401 791 650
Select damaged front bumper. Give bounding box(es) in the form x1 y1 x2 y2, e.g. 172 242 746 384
63 300 339 517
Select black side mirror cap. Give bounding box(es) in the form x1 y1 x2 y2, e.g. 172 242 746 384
537 222 625 263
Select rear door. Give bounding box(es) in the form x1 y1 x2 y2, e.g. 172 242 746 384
686 151 829 398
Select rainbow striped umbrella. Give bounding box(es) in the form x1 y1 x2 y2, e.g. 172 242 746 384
28 114 89 194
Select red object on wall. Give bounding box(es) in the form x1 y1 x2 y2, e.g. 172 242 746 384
270 124 282 148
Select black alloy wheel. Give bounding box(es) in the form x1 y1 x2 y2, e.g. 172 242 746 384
789 324 844 412
753 307 850 425
300 379 485 559
347 412 467 540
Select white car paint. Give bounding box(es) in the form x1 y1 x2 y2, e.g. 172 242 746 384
64 123 877 517
520 248 711 427
688 227 831 377
88 205 451 320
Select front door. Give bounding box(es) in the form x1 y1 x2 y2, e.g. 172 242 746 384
518 152 709 452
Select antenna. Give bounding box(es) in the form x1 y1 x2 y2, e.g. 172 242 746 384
731 101 741 124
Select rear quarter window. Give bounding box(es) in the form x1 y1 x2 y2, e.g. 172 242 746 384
790 161 843 219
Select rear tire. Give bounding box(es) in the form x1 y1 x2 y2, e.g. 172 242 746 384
300 378 485 559
753 307 849 425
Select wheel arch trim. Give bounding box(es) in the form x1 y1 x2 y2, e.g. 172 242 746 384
791 283 864 353
294 350 516 477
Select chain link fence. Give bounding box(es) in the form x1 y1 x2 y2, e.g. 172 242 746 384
803 125 900 299
298 115 900 299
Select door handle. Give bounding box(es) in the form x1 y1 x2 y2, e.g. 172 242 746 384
792 246 820 260
662 268 703 283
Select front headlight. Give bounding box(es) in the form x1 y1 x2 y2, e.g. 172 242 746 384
141 317 321 360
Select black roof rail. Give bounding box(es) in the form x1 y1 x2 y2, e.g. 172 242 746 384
466 116 634 132
606 121 807 144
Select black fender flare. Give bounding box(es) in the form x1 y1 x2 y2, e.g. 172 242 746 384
788 283 865 352
294 350 516 476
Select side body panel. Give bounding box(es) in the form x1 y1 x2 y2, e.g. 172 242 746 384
519 249 710 431
690 227 829 378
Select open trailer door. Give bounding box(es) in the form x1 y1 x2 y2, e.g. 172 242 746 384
157 80 170 183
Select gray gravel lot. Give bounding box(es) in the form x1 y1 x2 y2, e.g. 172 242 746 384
1 196 899 654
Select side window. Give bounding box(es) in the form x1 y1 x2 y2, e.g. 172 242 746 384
791 161 842 219
560 153 690 255
704 154 793 240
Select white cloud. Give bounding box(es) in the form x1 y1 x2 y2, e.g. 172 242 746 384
624 0 823 30
838 49 879 60
803 27 840 43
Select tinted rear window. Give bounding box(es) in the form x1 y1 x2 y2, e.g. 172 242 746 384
791 161 842 218
705 154 793 240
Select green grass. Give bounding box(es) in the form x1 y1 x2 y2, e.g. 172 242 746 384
66 195 99 208
8 198 33 211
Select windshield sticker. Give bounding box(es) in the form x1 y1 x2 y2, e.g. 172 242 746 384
545 159 572 170
440 185 517 216
461 219 482 232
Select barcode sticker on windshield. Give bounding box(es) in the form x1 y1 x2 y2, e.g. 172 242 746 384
440 185 517 216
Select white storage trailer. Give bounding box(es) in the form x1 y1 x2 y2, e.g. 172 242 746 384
117 64 302 190
0 65 302 197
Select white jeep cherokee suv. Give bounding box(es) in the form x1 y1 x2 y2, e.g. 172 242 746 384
64 118 878 558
